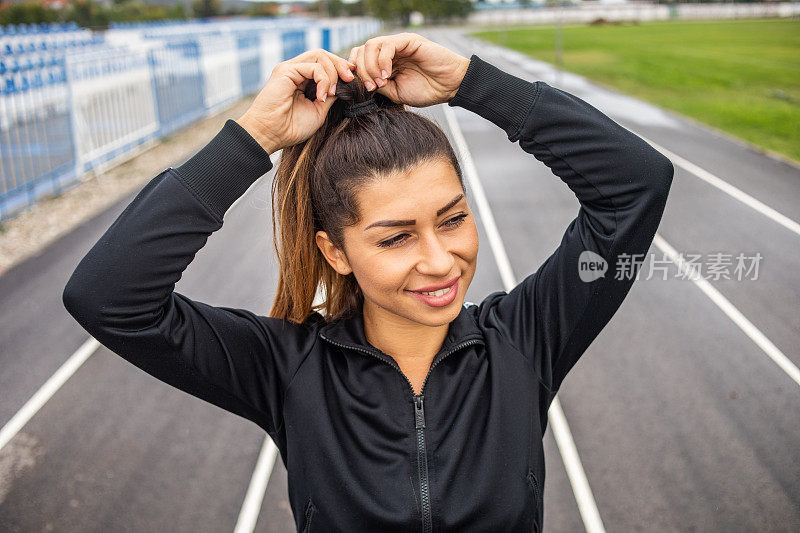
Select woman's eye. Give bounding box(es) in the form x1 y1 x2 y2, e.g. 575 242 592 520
378 233 409 248
444 214 468 228
376 215 467 249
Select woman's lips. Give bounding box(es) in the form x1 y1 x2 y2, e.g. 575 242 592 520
406 276 460 308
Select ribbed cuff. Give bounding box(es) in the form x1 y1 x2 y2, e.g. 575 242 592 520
448 54 542 142
173 119 274 219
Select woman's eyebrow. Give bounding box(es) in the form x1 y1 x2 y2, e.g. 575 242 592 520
364 193 465 231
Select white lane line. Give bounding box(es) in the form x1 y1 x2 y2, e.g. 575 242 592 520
234 437 280 533
549 400 606 533
443 104 606 533
0 337 99 452
640 136 800 238
652 234 800 387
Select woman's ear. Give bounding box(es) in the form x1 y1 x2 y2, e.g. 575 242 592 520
315 230 353 276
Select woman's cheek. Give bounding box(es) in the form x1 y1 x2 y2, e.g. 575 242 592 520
456 221 480 263
357 249 415 295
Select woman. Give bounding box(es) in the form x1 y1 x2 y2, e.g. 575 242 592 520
63 33 673 532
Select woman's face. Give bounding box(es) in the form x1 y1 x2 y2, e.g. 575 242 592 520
316 158 479 327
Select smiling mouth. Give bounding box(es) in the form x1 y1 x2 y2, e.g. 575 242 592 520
408 275 461 294
418 287 452 297
406 275 461 308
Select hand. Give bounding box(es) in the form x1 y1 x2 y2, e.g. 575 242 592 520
235 49 357 154
347 33 470 108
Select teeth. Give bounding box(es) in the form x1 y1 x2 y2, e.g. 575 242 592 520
421 286 451 297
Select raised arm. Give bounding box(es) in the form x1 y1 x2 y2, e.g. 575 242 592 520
61 120 319 439
448 55 674 396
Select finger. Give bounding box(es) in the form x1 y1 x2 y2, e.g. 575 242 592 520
297 50 335 97
284 62 329 102
331 52 357 84
347 46 359 65
320 89 338 113
354 46 375 91
376 42 394 82
381 32 419 60
318 50 355 92
363 38 384 88
315 54 338 97
291 49 355 87
340 60 356 84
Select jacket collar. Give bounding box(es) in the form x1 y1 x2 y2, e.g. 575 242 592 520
318 302 485 366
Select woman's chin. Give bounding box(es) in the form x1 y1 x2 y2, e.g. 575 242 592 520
406 296 464 327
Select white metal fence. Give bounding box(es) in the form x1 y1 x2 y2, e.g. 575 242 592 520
0 18 382 222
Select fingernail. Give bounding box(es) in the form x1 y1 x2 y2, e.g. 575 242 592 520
329 83 336 95
322 93 326 102
375 77 385 87
366 81 375 91
381 70 388 79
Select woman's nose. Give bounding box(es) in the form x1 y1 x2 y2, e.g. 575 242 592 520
416 233 455 276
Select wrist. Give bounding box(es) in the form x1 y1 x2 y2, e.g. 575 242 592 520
235 114 281 155
447 57 471 102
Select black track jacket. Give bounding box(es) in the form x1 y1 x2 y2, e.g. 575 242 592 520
63 55 674 532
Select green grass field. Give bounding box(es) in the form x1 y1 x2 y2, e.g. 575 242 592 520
472 18 800 164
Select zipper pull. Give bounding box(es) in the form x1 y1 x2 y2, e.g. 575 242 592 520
414 395 425 429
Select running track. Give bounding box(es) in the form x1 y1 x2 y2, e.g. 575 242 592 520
1 28 798 532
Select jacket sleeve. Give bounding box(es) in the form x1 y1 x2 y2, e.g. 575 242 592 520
62 119 319 439
449 55 674 395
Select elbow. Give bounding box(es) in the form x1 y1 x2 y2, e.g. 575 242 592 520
643 149 674 209
62 273 99 329
657 152 675 201
62 281 81 318
62 277 86 324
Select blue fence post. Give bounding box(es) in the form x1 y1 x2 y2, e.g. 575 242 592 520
322 28 331 52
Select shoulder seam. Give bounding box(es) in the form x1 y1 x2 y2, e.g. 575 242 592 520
504 328 556 395
277 320 324 434
476 291 552 392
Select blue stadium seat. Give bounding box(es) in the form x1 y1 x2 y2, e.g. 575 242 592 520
4 77 16 95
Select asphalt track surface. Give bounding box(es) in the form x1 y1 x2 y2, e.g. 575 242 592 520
1 29 798 532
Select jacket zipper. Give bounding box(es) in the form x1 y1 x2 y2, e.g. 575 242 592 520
414 395 431 533
527 469 540 504
319 333 483 533
303 498 316 533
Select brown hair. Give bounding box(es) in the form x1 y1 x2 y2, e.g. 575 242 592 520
269 74 466 324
